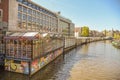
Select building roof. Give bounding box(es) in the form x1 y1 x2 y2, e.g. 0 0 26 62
4 32 40 40
22 0 57 17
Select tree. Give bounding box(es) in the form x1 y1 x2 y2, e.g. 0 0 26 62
81 26 89 37
114 33 120 39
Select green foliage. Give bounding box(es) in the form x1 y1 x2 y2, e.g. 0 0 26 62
114 33 120 39
81 26 89 37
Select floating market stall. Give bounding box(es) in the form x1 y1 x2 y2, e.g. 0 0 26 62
64 36 76 51
4 32 64 75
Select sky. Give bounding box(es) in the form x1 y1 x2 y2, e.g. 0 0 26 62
32 0 120 31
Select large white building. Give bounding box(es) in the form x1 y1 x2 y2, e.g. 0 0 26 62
0 0 74 35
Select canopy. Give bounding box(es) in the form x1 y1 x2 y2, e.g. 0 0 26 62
4 32 40 40
4 32 62 40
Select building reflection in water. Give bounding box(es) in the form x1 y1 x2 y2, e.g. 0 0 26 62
0 55 64 80
1 41 120 80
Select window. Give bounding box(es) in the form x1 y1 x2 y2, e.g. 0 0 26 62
36 6 39 10
0 9 3 17
39 19 42 25
22 14 27 20
28 15 32 22
28 3 31 7
37 18 39 23
33 10 36 15
18 5 22 11
33 17 36 22
18 21 22 28
18 12 22 19
23 1 28 5
32 4 36 9
32 17 36 22
28 23 32 29
39 8 43 12
28 8 32 14
22 22 27 29
39 13 42 18
37 12 39 17
43 15 45 20
17 0 23 3
23 7 27 13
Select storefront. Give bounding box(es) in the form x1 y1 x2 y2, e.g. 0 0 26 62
4 32 64 75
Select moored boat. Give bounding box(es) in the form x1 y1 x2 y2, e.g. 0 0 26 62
112 41 120 49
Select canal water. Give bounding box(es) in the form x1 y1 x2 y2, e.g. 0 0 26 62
0 40 120 80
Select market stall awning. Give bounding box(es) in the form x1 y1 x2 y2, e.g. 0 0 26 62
4 32 40 40
23 32 38 37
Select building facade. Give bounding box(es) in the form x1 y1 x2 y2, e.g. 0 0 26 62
0 0 75 74
0 0 74 34
58 15 74 36
75 27 82 37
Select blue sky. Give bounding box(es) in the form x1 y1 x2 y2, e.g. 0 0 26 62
32 0 120 31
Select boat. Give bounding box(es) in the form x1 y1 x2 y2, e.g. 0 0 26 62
112 41 120 49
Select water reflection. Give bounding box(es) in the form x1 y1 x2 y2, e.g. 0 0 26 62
0 55 65 80
0 49 78 80
0 41 120 80
69 41 120 80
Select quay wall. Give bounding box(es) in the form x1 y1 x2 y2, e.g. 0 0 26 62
64 37 109 52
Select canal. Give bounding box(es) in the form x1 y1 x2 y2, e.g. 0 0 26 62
0 40 120 80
